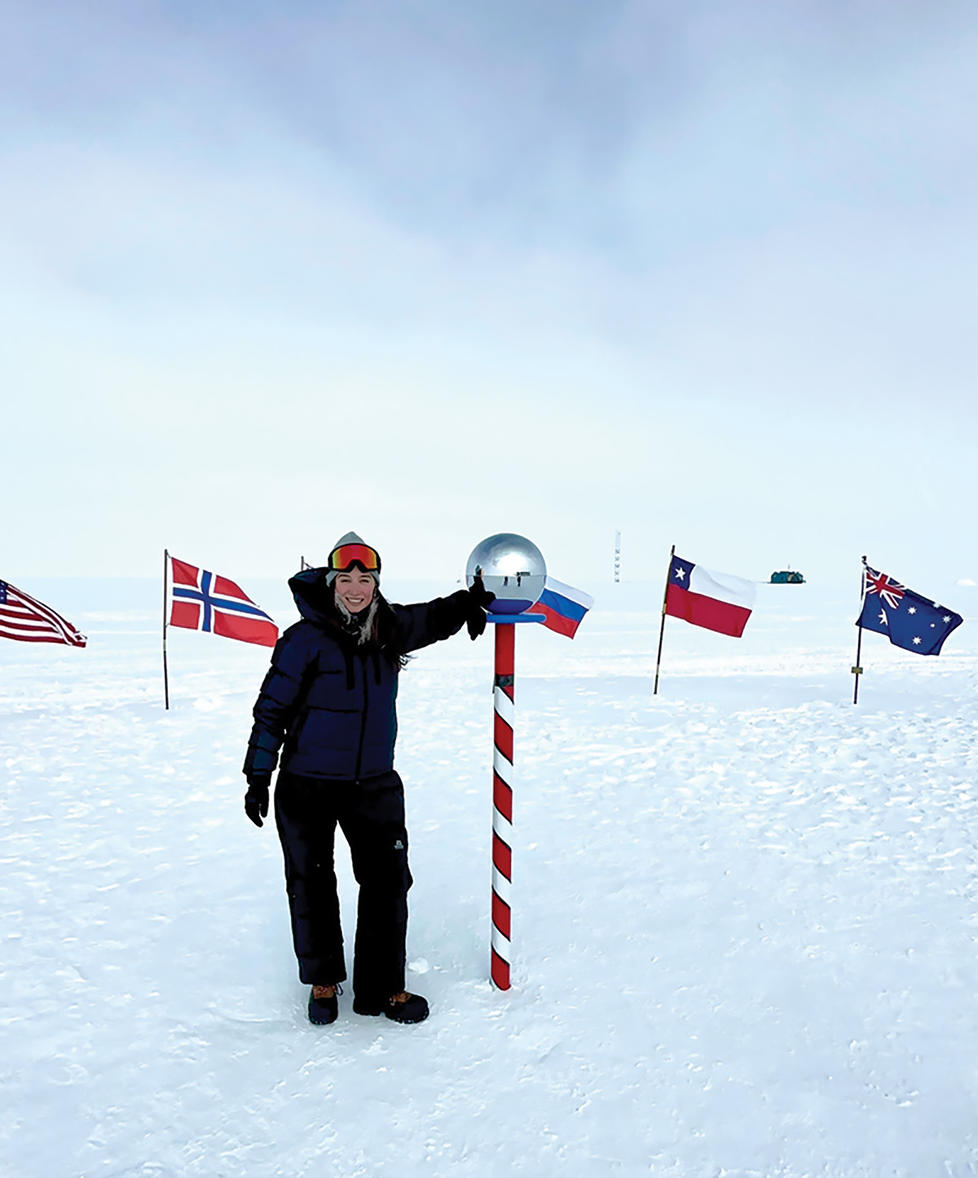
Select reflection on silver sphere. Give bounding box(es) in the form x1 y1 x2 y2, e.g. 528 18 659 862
466 533 547 614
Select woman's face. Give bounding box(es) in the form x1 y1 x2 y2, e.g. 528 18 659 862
334 570 376 614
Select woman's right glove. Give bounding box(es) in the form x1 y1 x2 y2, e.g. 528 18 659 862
244 776 270 827
466 574 496 640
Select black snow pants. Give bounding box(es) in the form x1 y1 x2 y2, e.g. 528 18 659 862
273 769 413 1006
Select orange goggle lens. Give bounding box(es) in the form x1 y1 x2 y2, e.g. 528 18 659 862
328 543 381 573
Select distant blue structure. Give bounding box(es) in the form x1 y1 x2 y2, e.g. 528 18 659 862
770 569 805 584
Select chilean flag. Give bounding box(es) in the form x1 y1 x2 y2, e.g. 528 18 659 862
533 577 593 639
665 555 755 638
168 556 279 648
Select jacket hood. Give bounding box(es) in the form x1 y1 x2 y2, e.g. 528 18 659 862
288 567 335 625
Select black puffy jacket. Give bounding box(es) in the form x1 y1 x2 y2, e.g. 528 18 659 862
243 569 472 782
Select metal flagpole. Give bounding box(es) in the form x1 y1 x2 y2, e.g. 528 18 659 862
652 544 675 695
162 548 171 711
852 555 867 705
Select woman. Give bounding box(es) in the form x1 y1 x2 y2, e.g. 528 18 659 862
242 533 494 1026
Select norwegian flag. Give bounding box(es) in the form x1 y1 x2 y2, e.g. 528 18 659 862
167 556 278 647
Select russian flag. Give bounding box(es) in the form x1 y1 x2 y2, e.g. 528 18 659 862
533 577 593 639
664 555 755 638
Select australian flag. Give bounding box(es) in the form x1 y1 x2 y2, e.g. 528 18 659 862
856 565 963 656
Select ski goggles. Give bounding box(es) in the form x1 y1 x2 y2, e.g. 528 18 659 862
327 542 381 574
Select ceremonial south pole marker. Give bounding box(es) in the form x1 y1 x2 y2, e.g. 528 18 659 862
466 534 547 992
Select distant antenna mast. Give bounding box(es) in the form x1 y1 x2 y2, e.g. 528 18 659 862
613 530 622 583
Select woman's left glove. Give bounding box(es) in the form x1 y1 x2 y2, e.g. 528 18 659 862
466 575 496 640
244 776 270 827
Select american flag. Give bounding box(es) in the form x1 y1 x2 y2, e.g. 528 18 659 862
0 581 88 647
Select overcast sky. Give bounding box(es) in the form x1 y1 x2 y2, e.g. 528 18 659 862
3 0 976 594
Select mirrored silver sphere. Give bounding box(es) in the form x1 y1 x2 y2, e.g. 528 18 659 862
466 533 547 614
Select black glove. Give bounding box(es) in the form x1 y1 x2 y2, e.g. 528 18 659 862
466 574 496 640
244 776 270 827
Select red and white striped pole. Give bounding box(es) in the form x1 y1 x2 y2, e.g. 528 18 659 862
491 622 516 990
468 532 547 992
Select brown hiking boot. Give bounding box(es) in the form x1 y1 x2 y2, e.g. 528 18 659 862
308 984 341 1025
353 990 429 1024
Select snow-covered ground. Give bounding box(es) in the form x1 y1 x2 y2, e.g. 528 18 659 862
3 575 978 1177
